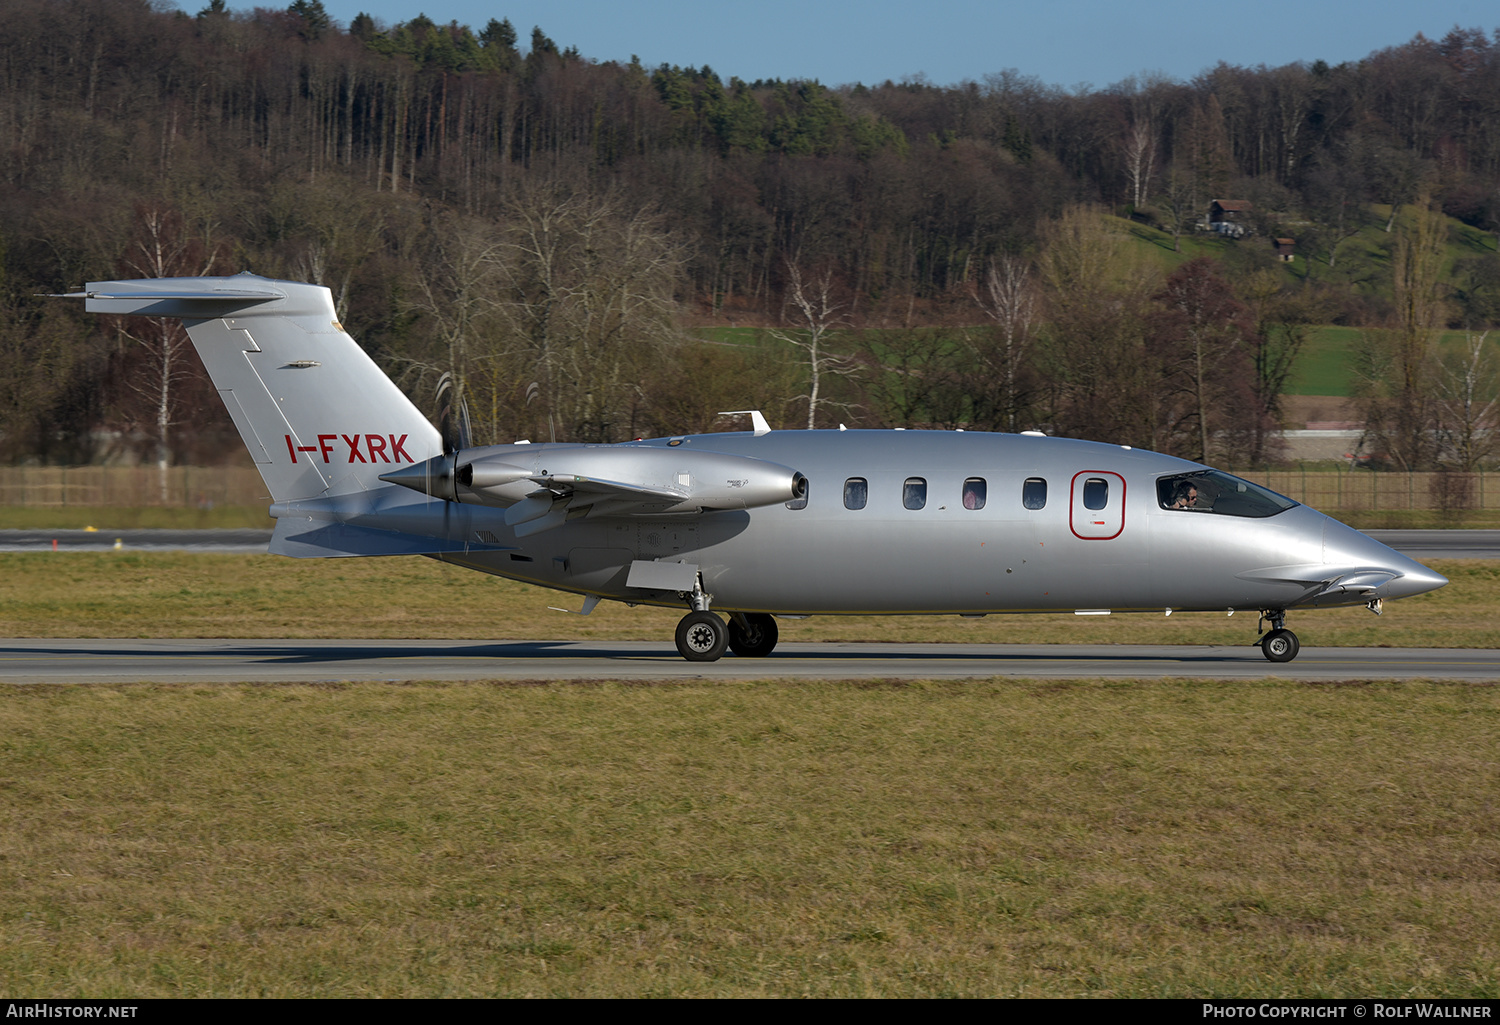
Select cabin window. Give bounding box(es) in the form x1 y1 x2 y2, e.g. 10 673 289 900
844 477 868 510
963 477 986 510
1083 477 1109 510
786 478 809 510
1156 470 1298 518
903 477 927 510
1022 477 1047 510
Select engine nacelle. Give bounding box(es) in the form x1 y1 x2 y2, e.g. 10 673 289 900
383 443 805 520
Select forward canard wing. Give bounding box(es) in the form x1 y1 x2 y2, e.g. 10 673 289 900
1234 564 1403 603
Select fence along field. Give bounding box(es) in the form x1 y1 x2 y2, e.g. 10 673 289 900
0 465 267 509
1 465 1495 515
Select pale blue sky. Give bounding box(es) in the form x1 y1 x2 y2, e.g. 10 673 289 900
291 0 1495 91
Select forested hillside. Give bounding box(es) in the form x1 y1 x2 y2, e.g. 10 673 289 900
1 0 1497 471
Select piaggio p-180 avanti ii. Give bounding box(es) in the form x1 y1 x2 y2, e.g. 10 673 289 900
62 274 1447 663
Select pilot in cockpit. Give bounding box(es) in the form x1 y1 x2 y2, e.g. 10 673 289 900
1158 470 1296 518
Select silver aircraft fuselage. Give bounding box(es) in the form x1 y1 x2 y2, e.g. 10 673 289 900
384 429 1444 618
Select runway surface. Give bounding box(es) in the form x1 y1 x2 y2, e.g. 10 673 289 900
1 528 1497 558
3 638 1496 683
1366 529 1500 560
0 528 274 553
2 528 1490 684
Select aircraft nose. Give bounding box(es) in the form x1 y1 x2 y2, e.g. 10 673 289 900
1383 563 1448 600
1321 517 1448 602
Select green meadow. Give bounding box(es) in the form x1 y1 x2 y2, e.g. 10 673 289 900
2 677 1497 998
692 209 1499 405
0 551 1493 649
0 547 1495 997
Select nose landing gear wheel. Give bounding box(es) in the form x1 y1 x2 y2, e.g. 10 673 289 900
676 611 728 662
1261 628 1300 663
728 613 779 657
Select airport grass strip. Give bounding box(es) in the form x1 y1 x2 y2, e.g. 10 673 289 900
0 678 1496 997
0 552 1493 649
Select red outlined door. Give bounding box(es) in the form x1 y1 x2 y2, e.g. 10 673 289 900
1070 471 1125 540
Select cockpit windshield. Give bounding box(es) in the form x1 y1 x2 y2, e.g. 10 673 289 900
1156 470 1298 518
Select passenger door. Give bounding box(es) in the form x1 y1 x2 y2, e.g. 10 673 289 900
1069 471 1126 540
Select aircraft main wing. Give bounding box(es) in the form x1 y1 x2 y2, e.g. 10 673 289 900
532 473 685 503
503 475 689 536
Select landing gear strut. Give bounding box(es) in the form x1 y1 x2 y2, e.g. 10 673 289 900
671 577 780 662
674 575 727 662
1258 609 1300 663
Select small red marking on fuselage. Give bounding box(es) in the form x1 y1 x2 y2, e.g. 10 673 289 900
283 434 413 465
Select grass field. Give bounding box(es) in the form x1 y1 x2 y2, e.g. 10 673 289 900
1285 328 1500 398
1 552 1496 997
1286 326 1361 397
1 678 1496 997
0 551 1493 649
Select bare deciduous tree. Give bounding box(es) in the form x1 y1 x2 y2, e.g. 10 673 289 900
117 203 224 499
399 211 506 444
1151 257 1257 465
860 327 972 429
1434 331 1498 471
1237 269 1321 464
770 262 860 429
495 180 683 442
1160 163 1198 253
284 183 391 322
972 255 1038 433
1358 201 1449 470
1122 118 1156 209
1037 206 1160 447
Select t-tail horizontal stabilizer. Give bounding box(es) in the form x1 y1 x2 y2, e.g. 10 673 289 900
59 274 442 505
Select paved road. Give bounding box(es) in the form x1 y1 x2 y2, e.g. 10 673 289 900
3 638 1496 683
2 528 1496 558
1365 529 1500 560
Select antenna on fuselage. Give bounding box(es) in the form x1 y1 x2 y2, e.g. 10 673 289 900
717 410 771 435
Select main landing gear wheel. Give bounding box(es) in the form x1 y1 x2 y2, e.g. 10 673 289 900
676 611 728 662
1261 628 1300 663
728 613 779 658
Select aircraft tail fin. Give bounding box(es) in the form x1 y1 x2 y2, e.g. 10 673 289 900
68 274 441 505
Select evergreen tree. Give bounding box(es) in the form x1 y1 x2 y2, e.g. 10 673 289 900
288 0 330 41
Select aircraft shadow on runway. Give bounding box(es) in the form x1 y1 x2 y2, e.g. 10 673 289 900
1 640 1272 665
